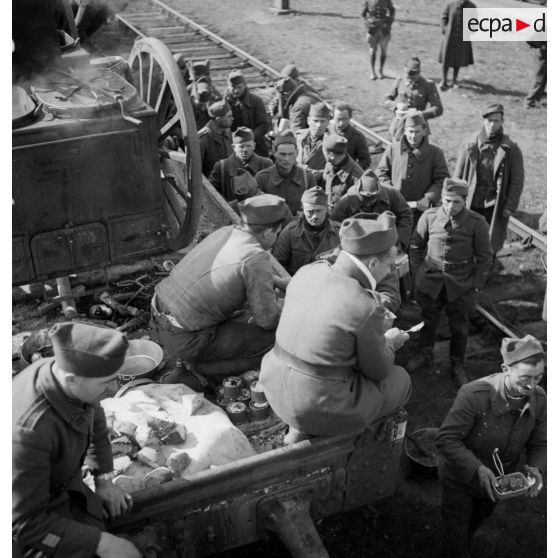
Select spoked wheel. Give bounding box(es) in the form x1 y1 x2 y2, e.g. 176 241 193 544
128 38 203 251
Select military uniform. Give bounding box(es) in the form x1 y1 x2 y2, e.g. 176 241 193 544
409 206 492 364
320 155 364 208
328 123 371 170
279 84 322 132
295 128 327 172
361 0 395 29
436 372 546 556
153 224 282 377
332 185 413 248
259 252 411 436
198 123 233 177
209 152 273 201
384 75 443 139
13 360 113 556
272 214 340 276
255 164 316 216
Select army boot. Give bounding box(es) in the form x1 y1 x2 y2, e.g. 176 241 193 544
160 359 207 392
406 348 433 373
450 360 469 388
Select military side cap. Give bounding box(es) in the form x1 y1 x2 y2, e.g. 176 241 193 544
309 101 331 119
405 57 421 75
323 133 347 154
339 211 398 256
481 103 504 118
208 100 231 118
273 130 297 148
239 194 286 225
228 69 245 85
232 169 258 198
442 177 469 198
233 126 254 143
359 170 380 194
275 76 296 93
501 334 545 366
405 109 426 127
301 186 328 206
50 322 130 378
280 63 299 80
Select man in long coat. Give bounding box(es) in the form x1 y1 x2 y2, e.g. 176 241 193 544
453 103 524 254
198 100 233 177
438 0 475 90
295 102 331 180
260 212 412 444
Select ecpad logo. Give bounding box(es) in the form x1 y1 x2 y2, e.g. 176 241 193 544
463 8 547 42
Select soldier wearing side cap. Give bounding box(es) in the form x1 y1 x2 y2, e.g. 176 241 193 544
224 70 271 156
272 186 340 276
13 323 141 558
384 56 443 141
436 334 546 557
209 127 273 201
332 169 413 249
319 133 364 209
256 131 316 216
152 195 287 380
454 103 525 254
376 110 449 228
408 178 492 386
198 100 234 177
260 212 412 444
295 102 332 180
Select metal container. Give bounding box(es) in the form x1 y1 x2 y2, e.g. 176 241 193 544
249 400 270 421
20 328 53 364
250 381 267 404
118 339 164 382
404 427 439 477
225 401 249 425
222 377 243 399
492 472 531 500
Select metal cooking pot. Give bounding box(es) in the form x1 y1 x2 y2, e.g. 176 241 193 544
404 427 439 478
20 329 53 365
118 339 164 382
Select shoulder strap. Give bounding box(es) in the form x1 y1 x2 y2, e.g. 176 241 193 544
220 159 225 188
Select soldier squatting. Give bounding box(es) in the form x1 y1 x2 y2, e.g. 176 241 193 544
12 2 546 558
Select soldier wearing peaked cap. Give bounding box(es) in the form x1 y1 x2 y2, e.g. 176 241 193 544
408 178 493 386
198 100 234 177
454 103 525 254
436 334 546 557
152 194 288 381
209 126 273 201
260 212 412 444
12 322 141 558
225 70 271 156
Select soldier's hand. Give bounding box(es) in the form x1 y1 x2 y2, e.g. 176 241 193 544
384 328 409 350
525 465 544 497
415 197 431 212
95 478 133 519
96 532 141 558
477 465 497 501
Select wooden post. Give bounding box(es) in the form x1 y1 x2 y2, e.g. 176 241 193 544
56 276 78 319
271 0 292 15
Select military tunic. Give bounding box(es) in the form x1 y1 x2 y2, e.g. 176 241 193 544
295 129 327 172
319 155 364 208
13 360 113 557
279 84 322 132
259 252 411 436
384 75 443 140
198 123 233 177
255 164 316 216
328 123 371 170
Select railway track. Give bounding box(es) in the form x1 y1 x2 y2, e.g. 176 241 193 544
113 0 546 338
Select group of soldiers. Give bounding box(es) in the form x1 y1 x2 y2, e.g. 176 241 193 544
12 6 545 558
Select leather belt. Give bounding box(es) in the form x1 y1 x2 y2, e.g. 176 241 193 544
425 255 472 272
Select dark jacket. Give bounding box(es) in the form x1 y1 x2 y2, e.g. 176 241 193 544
328 123 372 170
438 0 475 69
454 130 525 253
436 373 546 497
155 225 281 331
198 122 233 177
376 136 449 204
259 252 411 436
255 164 316 216
361 0 395 24
409 206 493 302
208 152 273 201
13 361 112 557
280 84 322 132
295 128 327 171
384 75 443 139
272 215 340 275
225 88 271 155
320 155 364 207
332 185 413 248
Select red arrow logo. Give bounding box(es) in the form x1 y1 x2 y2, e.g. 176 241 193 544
516 19 530 32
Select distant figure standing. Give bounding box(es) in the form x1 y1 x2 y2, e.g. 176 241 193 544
361 0 396 80
524 42 547 108
438 0 475 90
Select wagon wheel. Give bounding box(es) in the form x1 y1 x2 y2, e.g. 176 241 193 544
128 38 203 251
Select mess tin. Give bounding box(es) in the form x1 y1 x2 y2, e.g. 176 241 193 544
490 448 533 500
